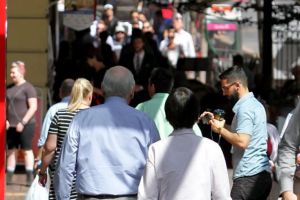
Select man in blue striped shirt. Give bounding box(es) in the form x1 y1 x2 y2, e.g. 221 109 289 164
54 66 160 200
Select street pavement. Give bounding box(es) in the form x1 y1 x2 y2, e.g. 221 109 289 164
5 168 281 200
6 172 28 200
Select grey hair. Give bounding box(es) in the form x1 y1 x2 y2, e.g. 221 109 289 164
102 66 135 98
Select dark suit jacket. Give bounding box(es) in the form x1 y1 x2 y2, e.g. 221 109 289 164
119 46 156 88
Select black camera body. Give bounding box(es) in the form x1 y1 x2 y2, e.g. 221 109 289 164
202 114 213 124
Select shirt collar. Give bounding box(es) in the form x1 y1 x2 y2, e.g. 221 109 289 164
171 128 195 136
152 93 169 99
135 50 145 57
105 96 128 104
232 92 254 113
61 96 70 103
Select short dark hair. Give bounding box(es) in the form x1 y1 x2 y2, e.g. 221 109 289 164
165 87 200 129
60 79 75 97
149 68 174 93
219 65 248 87
233 54 244 67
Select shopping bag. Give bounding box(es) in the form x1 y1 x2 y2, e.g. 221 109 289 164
25 172 50 200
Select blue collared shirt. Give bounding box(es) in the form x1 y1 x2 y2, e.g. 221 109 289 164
38 96 70 147
54 97 160 200
231 92 270 179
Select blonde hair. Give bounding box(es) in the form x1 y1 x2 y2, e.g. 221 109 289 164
67 78 93 112
11 61 26 75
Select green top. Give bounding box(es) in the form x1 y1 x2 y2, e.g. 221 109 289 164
136 93 202 139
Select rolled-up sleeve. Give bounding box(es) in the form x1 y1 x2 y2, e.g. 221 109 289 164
54 118 79 200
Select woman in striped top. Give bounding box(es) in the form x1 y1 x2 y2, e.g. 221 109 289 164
39 78 93 200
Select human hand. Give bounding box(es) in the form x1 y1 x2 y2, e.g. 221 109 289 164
199 111 214 119
209 118 226 135
34 159 42 170
282 191 297 200
16 122 24 132
199 111 214 125
38 172 47 187
6 120 10 130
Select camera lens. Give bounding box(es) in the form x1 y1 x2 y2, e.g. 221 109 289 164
213 109 225 121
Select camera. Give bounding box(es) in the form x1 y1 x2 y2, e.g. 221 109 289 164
202 114 213 124
213 109 226 121
201 109 226 124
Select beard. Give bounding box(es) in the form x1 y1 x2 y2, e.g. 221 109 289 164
228 90 239 105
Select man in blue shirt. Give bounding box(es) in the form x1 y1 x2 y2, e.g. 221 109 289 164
54 66 160 200
205 66 272 199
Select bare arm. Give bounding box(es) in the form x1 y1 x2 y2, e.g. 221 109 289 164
210 118 250 149
199 111 251 149
38 134 57 186
40 134 57 173
16 97 37 132
23 97 37 124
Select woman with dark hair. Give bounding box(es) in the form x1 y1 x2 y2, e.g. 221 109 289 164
138 87 231 200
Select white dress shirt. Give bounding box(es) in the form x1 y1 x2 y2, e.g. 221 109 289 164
174 29 196 58
138 128 231 200
134 50 145 73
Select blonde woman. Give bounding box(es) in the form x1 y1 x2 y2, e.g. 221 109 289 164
6 61 37 185
38 78 93 200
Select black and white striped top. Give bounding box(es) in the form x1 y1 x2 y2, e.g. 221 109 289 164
48 108 82 200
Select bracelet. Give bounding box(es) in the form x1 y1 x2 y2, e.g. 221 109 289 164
20 120 26 126
38 171 47 176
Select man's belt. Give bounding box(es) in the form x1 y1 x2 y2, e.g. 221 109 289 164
79 193 137 199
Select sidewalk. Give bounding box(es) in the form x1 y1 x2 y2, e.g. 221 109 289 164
5 168 280 200
6 173 28 200
5 166 30 200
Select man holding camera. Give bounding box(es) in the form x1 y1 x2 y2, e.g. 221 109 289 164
203 66 272 199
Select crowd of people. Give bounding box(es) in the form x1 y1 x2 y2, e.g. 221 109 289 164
53 3 197 107
5 2 300 200
6 60 300 200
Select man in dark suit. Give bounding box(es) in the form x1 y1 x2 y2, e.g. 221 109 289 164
119 33 156 106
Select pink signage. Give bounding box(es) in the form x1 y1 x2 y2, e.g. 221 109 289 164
207 23 237 31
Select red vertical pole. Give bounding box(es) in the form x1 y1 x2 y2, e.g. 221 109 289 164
0 0 6 199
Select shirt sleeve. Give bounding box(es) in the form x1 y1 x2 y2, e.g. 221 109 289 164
25 83 37 98
210 142 232 200
38 109 53 147
235 109 254 135
186 34 196 58
54 117 79 200
138 145 159 200
276 102 300 194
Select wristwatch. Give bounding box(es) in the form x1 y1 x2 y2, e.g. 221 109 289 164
38 171 47 176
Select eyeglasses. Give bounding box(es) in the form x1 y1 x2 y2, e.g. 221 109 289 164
221 82 236 91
